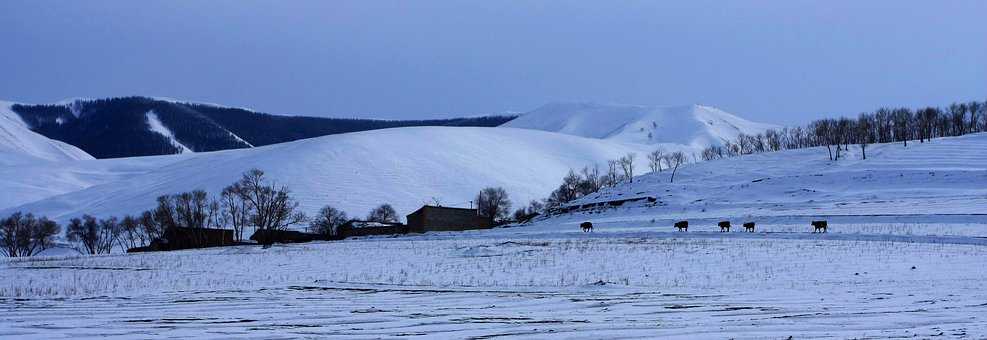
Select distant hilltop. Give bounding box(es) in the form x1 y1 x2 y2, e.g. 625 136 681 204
502 102 778 152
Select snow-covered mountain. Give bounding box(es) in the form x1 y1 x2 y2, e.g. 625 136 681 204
503 102 778 151
0 101 93 165
2 127 651 223
8 97 516 159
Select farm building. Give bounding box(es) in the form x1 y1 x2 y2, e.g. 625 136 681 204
406 205 491 233
128 226 234 252
337 220 408 238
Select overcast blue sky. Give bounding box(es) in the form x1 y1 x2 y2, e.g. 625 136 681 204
1 1 984 124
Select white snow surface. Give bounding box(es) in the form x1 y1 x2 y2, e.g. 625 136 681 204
503 102 778 152
0 101 94 165
555 132 987 226
0 154 190 211
145 110 194 153
3 228 986 338
3 127 651 223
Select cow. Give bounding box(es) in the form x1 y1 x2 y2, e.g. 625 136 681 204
674 220 688 232
743 222 755 233
580 221 594 232
811 220 828 233
718 221 731 232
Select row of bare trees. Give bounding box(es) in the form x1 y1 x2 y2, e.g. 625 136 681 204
1 169 310 257
645 148 688 182
534 149 690 211
703 100 986 161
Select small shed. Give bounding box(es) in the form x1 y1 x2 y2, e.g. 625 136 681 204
406 205 491 233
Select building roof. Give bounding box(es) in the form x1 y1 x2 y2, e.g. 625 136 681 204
409 205 478 214
343 220 404 228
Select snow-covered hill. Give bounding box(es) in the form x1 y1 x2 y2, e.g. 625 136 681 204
541 133 987 229
503 102 777 151
0 101 93 165
3 127 650 223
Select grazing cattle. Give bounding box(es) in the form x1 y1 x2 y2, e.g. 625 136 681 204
674 220 688 231
743 222 755 232
580 221 594 232
811 220 828 233
718 221 731 232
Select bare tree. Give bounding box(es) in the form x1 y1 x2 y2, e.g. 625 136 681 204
35 216 60 251
667 151 687 183
513 207 530 222
513 199 545 223
1 213 28 257
310 205 348 237
138 210 164 242
550 170 582 206
968 101 982 133
0 212 60 257
221 184 251 242
174 190 211 230
526 200 544 215
701 145 726 161
476 187 512 224
619 153 636 182
856 113 873 160
116 215 146 252
812 120 834 160
893 108 912 147
578 165 601 195
234 169 307 244
67 215 119 255
146 190 219 248
367 203 399 223
150 195 179 231
606 159 621 186
647 148 664 173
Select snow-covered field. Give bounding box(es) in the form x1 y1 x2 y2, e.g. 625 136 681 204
3 228 986 339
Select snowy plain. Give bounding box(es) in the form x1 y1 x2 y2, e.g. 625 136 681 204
2 231 986 339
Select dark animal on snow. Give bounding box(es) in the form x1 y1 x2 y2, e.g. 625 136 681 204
674 220 688 231
743 222 755 232
580 221 593 232
811 220 828 233
718 221 731 232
